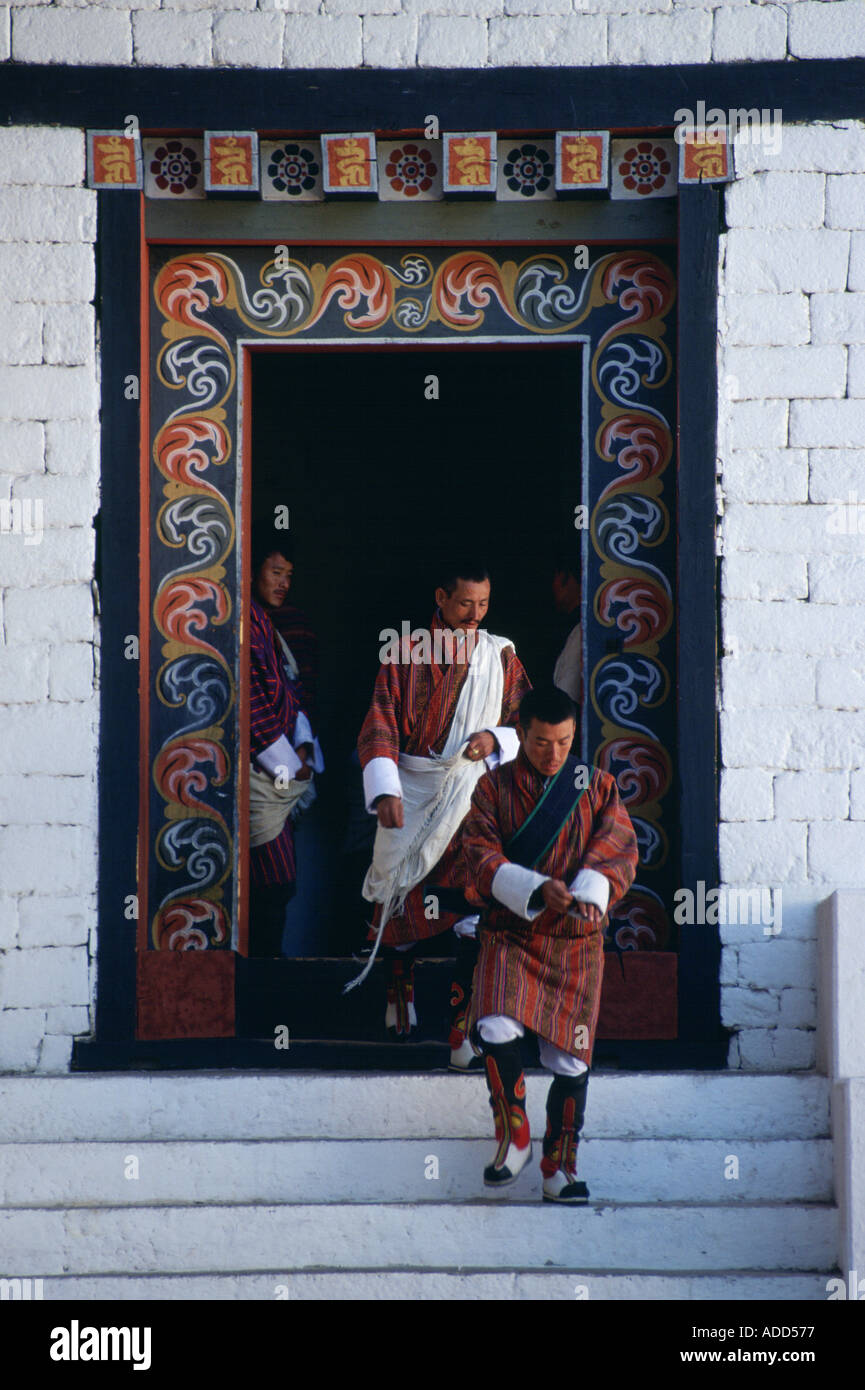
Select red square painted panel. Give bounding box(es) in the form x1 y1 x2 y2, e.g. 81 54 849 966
204 131 259 195
555 131 609 193
597 952 678 1039
679 129 732 184
322 134 378 194
87 131 142 190
443 133 497 194
137 950 235 1040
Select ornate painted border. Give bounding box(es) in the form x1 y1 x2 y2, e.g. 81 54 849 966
146 243 677 952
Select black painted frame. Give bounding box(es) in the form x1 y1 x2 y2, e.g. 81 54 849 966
3 58 860 1069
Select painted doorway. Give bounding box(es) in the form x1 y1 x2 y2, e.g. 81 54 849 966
124 238 692 1064
239 343 584 1054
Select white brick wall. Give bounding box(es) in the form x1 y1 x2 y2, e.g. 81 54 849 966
718 119 865 1070
0 127 98 1074
0 1 861 69
0 13 864 1074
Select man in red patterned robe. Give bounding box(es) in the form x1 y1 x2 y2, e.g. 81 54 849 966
248 525 321 956
463 684 638 1202
354 562 531 1064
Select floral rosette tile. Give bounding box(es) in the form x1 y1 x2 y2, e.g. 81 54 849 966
497 142 555 200
378 142 442 201
260 141 323 202
144 139 205 199
611 138 676 199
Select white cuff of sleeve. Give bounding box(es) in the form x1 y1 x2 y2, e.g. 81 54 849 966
484 725 520 769
309 736 325 773
492 862 549 920
256 736 302 781
362 756 402 814
293 710 314 748
568 867 610 915
292 716 325 774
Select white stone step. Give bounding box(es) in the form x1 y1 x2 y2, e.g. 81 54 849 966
30 1271 834 1301
0 1138 833 1207
0 1201 837 1276
0 1072 830 1141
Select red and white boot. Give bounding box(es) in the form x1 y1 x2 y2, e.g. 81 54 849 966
448 933 484 1071
541 1073 590 1204
481 1039 532 1188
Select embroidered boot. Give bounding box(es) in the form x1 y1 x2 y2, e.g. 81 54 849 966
384 949 417 1039
480 1037 532 1188
448 929 484 1071
541 1072 590 1204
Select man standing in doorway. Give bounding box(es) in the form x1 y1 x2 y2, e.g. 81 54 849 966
351 561 531 1068
248 524 323 956
463 685 637 1201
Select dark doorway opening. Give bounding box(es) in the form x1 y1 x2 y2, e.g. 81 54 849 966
238 344 583 1057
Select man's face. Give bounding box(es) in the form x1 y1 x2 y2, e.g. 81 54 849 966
254 552 293 609
435 578 490 633
518 716 576 777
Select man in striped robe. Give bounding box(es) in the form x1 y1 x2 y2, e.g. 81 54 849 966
356 562 531 1064
248 526 320 956
463 684 638 1202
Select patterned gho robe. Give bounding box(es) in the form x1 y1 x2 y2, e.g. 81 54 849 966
249 597 303 888
271 601 318 722
357 611 532 945
464 752 638 1062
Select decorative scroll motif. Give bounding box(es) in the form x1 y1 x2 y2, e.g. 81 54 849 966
148 244 677 951
585 252 677 951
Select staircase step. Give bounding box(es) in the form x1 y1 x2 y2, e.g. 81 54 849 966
0 1201 837 1276
0 1073 830 1143
31 1271 835 1300
0 1138 833 1207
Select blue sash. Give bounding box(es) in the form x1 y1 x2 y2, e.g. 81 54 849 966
505 756 591 871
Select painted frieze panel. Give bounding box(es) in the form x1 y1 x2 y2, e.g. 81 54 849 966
147 243 677 953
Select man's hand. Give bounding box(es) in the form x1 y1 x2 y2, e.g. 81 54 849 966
374 794 404 829
572 900 602 925
295 744 314 782
541 878 576 914
464 731 496 762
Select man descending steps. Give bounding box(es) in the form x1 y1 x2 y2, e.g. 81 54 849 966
462 684 638 1200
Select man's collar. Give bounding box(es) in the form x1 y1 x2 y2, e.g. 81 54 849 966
516 746 548 789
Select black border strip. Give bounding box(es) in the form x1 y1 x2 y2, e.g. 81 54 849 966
675 182 725 1060
1 59 864 127
92 190 140 1043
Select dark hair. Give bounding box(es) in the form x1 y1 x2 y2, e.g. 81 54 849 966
251 522 293 576
518 684 578 730
436 560 490 596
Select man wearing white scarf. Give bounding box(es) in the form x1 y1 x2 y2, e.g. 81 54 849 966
351 562 531 1067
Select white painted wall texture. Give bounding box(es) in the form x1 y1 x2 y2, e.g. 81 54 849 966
0 0 863 70
718 122 865 1071
0 4 863 1073
0 127 99 1073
